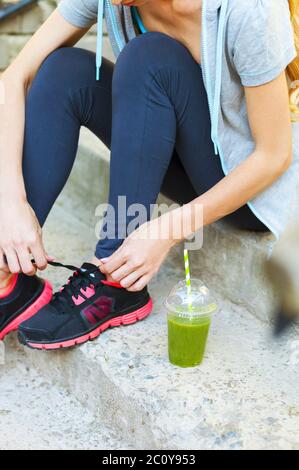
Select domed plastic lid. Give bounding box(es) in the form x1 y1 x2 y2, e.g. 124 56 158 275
165 279 217 317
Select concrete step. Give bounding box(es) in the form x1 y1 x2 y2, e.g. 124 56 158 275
0 337 133 450
13 303 299 450
0 1 115 71
4 181 298 450
3 129 298 450
67 129 277 324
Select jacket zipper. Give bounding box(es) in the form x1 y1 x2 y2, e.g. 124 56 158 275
106 0 126 53
201 0 218 154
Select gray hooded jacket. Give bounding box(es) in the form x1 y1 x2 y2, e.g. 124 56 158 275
58 0 299 238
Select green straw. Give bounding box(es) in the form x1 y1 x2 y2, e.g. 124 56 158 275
184 249 193 310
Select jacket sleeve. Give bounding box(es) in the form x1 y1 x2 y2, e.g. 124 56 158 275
230 0 296 87
57 0 98 28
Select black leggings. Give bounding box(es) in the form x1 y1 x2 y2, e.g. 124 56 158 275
23 33 267 259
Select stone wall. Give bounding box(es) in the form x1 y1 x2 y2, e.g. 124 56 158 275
0 0 113 71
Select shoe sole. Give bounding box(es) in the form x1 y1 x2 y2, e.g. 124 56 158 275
0 280 53 341
19 298 153 350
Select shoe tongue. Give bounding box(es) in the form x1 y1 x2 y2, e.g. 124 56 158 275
80 262 99 271
79 262 105 281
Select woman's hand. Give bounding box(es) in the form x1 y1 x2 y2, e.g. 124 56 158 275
100 214 178 291
0 198 48 275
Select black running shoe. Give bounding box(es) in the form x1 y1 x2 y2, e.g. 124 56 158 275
18 262 153 350
0 274 52 340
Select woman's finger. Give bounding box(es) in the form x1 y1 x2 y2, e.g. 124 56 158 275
100 248 127 274
4 248 21 274
119 268 147 289
0 249 9 273
109 260 141 282
17 246 36 276
127 274 151 292
30 240 48 271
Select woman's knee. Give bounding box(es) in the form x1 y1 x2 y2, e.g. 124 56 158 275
114 32 194 81
28 47 96 101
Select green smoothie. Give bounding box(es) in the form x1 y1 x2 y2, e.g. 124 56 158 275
168 314 211 368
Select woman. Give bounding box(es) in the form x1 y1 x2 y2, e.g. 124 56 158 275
0 0 298 349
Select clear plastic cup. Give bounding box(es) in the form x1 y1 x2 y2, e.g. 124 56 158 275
165 279 217 368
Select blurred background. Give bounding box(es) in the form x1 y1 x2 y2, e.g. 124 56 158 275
0 0 113 72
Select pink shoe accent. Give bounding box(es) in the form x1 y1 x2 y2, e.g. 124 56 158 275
27 298 153 350
72 294 85 306
83 295 114 325
72 284 96 305
0 280 53 340
81 286 95 299
101 280 123 289
0 274 18 299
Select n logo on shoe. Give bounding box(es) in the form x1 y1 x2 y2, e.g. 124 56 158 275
82 296 115 325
